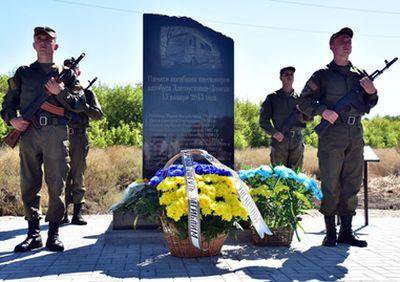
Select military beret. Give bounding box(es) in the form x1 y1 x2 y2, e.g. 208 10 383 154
34 26 56 38
280 66 296 77
329 27 353 45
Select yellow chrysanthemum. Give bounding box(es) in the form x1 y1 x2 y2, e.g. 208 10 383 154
158 174 248 222
213 201 233 221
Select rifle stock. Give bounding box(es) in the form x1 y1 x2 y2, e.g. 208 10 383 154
4 129 23 148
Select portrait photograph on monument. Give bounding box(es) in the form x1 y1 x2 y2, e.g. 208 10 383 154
0 0 399 281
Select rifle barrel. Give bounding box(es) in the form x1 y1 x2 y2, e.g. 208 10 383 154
371 57 398 80
74 53 86 66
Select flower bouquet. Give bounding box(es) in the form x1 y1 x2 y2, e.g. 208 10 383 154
150 149 271 258
150 161 248 257
239 165 322 246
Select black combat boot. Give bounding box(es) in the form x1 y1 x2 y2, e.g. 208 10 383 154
322 215 337 247
337 215 367 247
60 204 70 225
46 222 64 252
71 203 87 225
14 219 43 252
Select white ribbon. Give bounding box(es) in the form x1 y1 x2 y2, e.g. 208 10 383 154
182 150 202 249
199 150 272 238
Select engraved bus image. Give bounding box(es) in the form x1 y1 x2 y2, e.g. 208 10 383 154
162 31 220 68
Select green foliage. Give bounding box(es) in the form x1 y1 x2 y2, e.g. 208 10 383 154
94 84 142 128
0 75 8 94
302 116 320 148
169 214 238 242
363 116 400 148
235 99 269 148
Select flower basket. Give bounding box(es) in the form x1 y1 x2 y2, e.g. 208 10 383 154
239 165 322 244
160 215 227 258
149 149 270 258
251 227 293 247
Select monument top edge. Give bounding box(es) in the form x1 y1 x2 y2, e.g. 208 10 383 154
143 13 233 42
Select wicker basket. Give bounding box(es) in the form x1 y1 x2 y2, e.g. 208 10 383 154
251 227 294 247
160 216 227 258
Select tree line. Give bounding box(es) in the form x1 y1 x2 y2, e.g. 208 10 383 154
0 74 399 149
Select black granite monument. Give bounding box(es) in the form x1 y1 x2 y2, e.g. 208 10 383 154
143 14 234 178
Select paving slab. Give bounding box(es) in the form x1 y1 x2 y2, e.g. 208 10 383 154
1 210 400 281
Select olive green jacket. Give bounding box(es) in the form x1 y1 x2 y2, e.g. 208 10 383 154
259 89 306 136
298 60 378 118
1 61 86 125
68 89 103 128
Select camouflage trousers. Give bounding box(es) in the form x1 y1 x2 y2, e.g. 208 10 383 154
270 131 304 170
65 131 89 205
318 123 363 216
19 125 69 223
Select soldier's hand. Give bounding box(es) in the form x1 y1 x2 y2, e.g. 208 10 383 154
273 132 284 142
45 77 65 95
360 76 377 95
322 109 339 124
10 117 29 132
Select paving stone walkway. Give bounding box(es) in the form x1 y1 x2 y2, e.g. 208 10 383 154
1 210 400 281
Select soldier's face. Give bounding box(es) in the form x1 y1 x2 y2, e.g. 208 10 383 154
330 34 352 57
280 70 294 85
33 34 58 56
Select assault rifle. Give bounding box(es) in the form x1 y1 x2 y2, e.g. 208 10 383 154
4 53 86 148
279 106 308 134
314 57 398 137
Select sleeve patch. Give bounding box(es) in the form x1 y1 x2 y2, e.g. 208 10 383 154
8 78 17 91
306 80 318 91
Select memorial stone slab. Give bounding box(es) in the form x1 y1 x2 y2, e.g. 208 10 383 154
143 14 234 178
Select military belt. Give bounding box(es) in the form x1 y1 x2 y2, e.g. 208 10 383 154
284 130 301 138
36 115 68 127
68 127 86 135
337 115 362 126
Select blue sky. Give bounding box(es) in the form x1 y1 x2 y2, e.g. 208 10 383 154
1 0 399 116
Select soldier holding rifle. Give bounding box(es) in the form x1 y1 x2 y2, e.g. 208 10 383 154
298 27 379 248
259 66 307 169
1 27 86 252
61 61 103 226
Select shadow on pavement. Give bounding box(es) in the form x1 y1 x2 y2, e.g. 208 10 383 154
0 227 350 281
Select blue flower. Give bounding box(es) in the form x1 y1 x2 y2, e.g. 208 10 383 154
239 170 255 180
303 178 323 200
293 172 308 184
168 168 184 177
255 166 272 180
150 163 231 186
273 165 291 179
149 176 163 187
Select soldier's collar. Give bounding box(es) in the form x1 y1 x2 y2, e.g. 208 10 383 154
30 61 58 69
327 60 354 71
328 60 361 75
277 88 297 97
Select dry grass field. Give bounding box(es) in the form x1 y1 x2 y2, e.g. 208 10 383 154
0 145 399 216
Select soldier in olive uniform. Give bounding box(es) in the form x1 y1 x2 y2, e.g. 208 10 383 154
298 28 378 247
259 66 306 170
61 61 103 225
1 27 86 252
